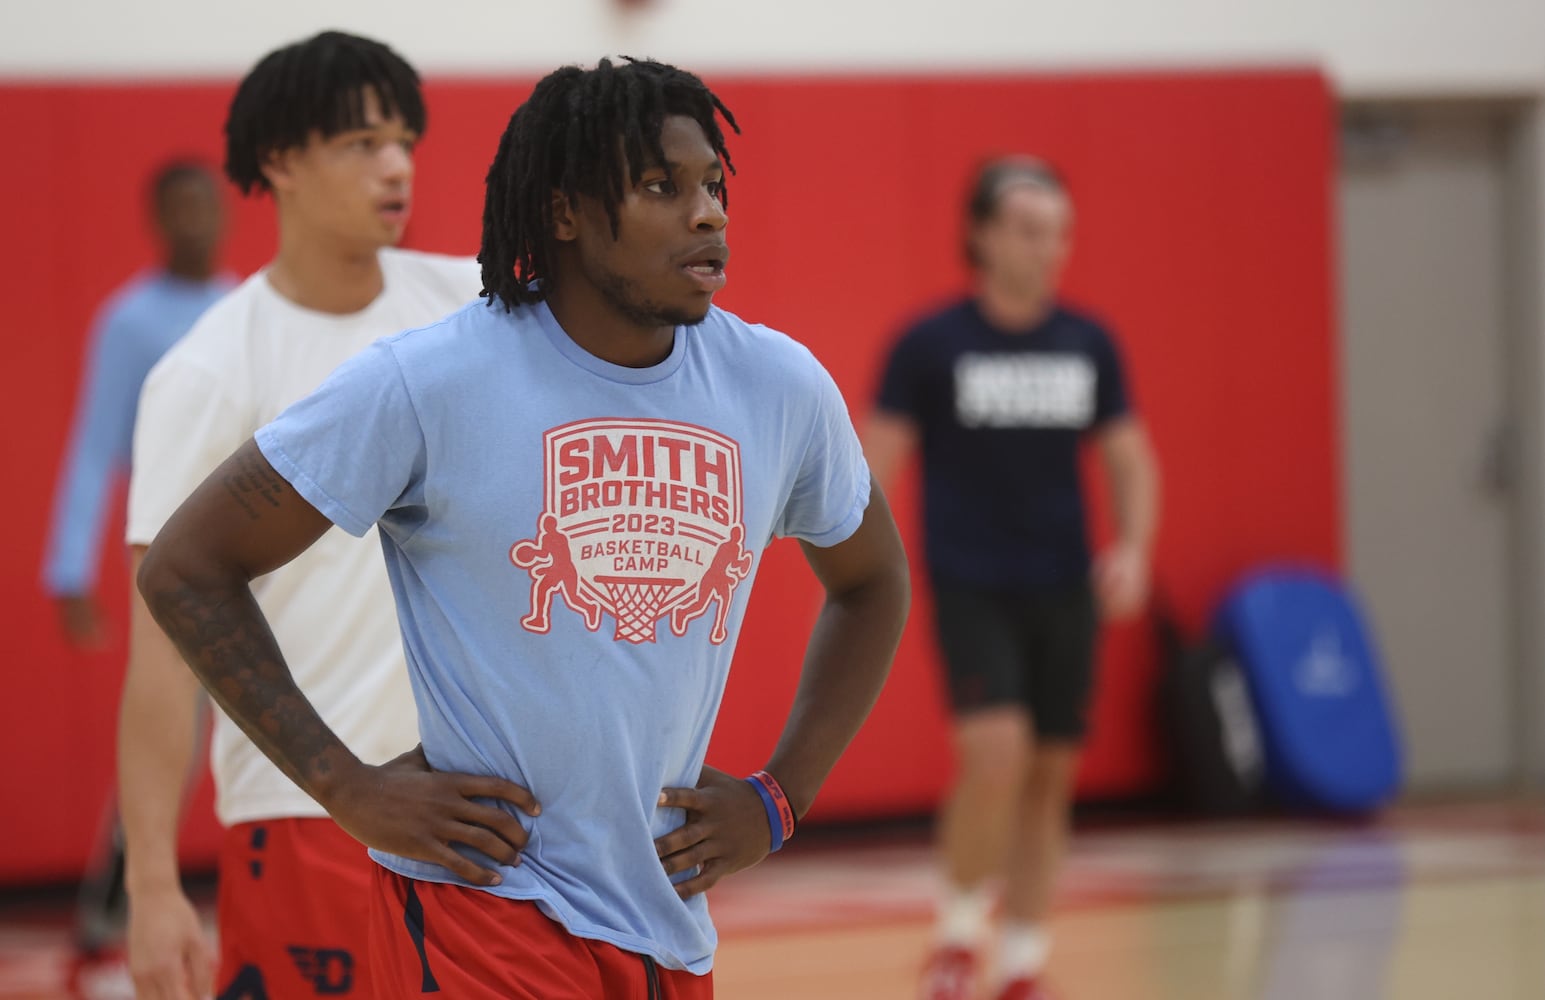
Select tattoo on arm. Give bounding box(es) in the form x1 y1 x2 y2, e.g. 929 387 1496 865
222 449 291 521
145 579 349 792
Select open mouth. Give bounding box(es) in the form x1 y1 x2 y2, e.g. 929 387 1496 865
681 244 728 292
682 256 727 293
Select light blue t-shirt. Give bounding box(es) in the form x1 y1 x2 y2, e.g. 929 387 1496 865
254 298 870 973
43 270 232 595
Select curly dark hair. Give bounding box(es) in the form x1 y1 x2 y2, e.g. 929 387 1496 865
224 30 425 195
479 57 738 312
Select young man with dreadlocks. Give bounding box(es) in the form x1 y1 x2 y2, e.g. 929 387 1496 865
118 31 484 1000
136 57 910 998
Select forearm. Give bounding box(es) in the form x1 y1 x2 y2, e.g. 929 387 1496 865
136 547 360 808
1108 435 1160 553
861 411 917 491
764 565 910 818
46 332 132 594
118 581 204 895
42 447 115 596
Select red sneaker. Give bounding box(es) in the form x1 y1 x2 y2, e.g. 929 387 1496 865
919 945 978 1000
995 977 1052 1000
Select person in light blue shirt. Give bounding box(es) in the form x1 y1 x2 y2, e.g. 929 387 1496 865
41 160 228 957
137 58 911 997
43 161 230 648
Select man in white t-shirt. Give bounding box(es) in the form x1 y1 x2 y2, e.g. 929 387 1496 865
117 32 483 1000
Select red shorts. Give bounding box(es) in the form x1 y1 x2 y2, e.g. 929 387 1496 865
368 867 715 999
215 817 374 998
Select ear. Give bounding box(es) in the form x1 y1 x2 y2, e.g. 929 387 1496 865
260 148 297 194
1054 214 1075 260
1056 231 1074 259
551 190 578 243
964 223 986 268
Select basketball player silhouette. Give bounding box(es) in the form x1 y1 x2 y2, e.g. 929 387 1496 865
670 524 753 644
511 513 603 632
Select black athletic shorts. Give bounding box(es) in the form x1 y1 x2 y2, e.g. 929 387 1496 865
931 580 1099 741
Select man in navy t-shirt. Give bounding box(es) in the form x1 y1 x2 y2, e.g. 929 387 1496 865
866 157 1160 1000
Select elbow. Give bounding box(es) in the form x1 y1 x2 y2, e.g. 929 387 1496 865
136 532 199 610
830 551 911 635
870 509 914 627
887 553 913 612
135 537 180 613
872 561 912 678
873 550 913 638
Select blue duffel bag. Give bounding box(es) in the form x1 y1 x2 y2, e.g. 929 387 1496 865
1213 567 1403 813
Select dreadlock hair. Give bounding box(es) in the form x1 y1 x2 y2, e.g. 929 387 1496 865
963 156 1069 268
147 158 217 213
224 31 426 195
479 57 739 312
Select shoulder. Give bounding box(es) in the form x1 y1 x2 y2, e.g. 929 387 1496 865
1052 303 1119 345
373 297 507 373
94 273 165 329
144 276 265 385
893 297 976 350
696 307 831 385
380 247 483 304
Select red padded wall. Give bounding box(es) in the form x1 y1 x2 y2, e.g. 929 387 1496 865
0 69 1337 883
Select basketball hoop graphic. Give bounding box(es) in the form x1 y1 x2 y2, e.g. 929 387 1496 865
594 576 685 643
511 418 748 645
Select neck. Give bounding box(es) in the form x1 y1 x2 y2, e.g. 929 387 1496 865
266 218 385 315
976 280 1053 332
163 251 214 283
544 277 675 369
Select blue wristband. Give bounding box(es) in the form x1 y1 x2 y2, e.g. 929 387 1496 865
746 775 786 852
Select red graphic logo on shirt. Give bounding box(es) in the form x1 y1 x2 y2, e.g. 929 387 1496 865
510 418 748 644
